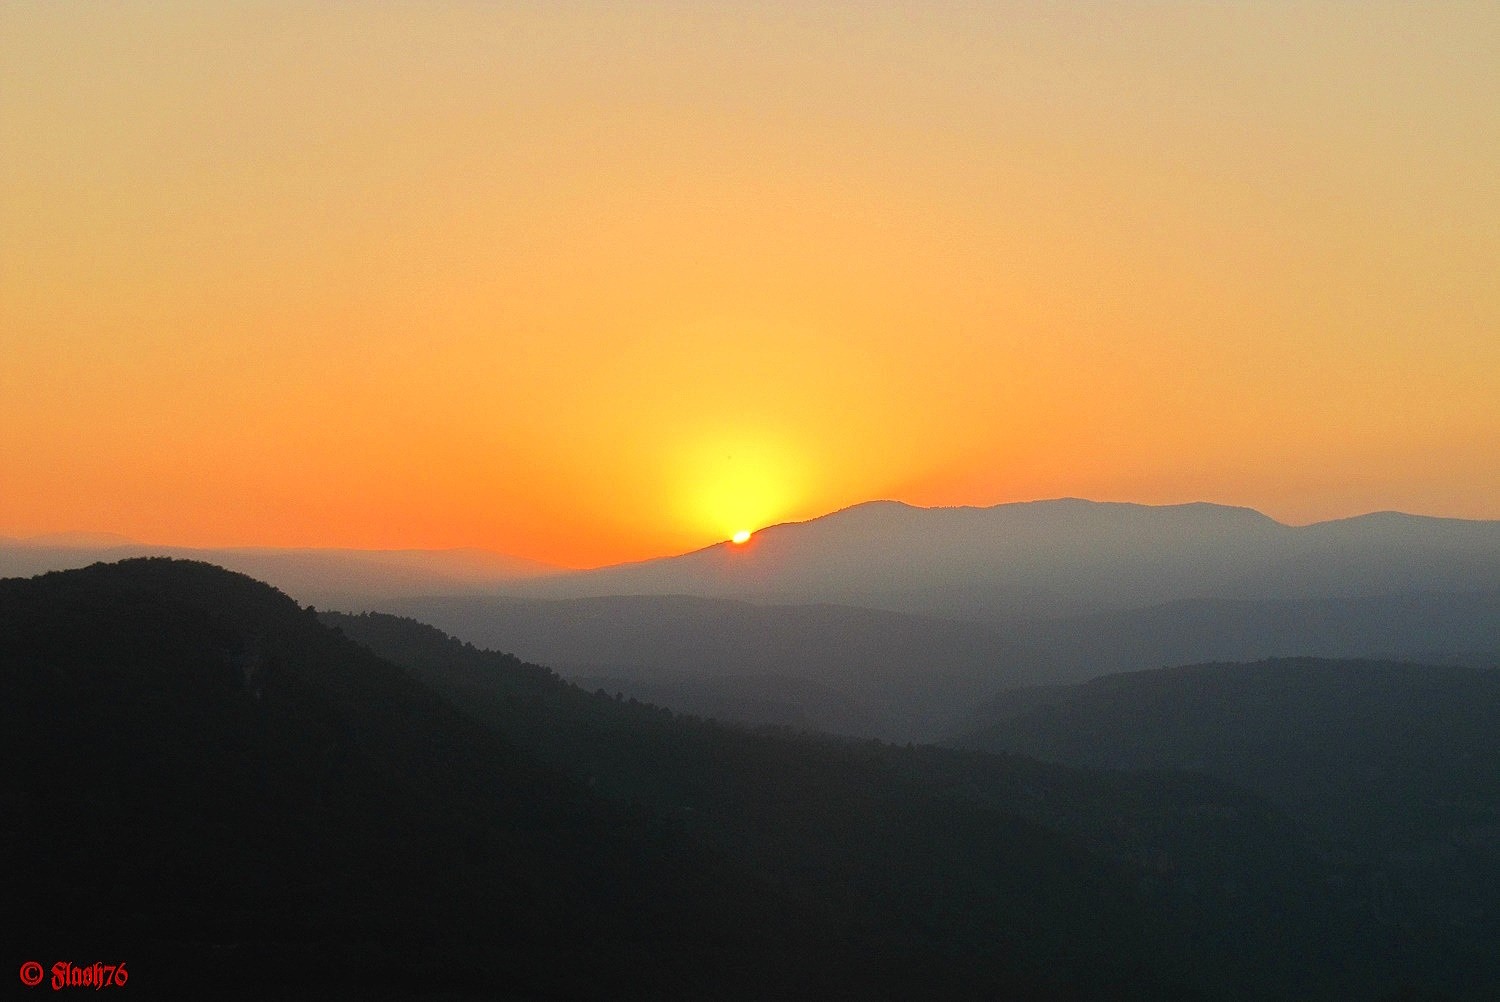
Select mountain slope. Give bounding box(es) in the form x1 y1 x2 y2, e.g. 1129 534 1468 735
6 558 1292 1000
0 559 872 999
325 609 1429 1001
8 558 1491 997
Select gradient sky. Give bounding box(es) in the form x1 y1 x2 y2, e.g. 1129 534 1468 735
3 3 1497 566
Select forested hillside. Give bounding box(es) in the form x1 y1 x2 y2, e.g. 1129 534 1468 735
4 559 1487 998
954 658 1500 996
326 610 1421 1000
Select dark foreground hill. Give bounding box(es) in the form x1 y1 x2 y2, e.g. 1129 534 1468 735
952 658 1500 997
11 559 1487 998
3 559 880 999
6 558 1232 1001
326 610 1451 1001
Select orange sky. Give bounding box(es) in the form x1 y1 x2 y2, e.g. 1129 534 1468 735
3 4 1497 567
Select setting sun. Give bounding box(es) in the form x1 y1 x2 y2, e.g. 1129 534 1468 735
670 430 811 551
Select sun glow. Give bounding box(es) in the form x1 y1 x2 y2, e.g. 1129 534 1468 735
673 430 808 547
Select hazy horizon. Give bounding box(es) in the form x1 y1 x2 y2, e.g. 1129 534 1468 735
6 493 1500 573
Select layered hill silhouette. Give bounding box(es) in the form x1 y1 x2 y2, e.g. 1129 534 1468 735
324 607 1415 1000
11 557 1473 998
2 559 862 999
14 500 1492 744
325 499 1499 740
382 588 1500 741
3 557 1292 1000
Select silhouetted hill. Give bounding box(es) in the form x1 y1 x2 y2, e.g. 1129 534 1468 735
503 499 1500 621
0 559 871 999
6 558 1272 1000
952 657 1500 997
7 559 1489 997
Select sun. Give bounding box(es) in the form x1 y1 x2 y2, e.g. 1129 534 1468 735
672 429 807 549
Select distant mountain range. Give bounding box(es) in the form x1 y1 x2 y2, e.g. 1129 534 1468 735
504 499 1500 621
8 499 1497 621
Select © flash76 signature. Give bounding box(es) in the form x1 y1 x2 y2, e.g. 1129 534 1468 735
18 961 129 989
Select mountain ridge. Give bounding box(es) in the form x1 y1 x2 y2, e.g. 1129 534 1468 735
501 498 1500 621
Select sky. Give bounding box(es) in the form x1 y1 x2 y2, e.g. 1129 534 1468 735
3 2 1497 567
